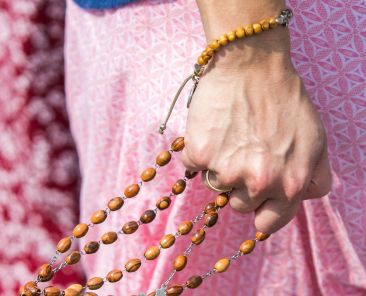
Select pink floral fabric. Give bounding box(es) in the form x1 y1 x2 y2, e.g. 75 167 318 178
0 0 84 295
65 0 366 295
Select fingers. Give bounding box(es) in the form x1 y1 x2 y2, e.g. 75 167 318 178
304 143 332 199
229 187 266 213
254 198 301 234
181 146 208 172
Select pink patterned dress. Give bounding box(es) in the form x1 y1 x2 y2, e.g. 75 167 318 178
65 0 366 295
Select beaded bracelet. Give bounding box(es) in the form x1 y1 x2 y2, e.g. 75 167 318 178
19 8 293 296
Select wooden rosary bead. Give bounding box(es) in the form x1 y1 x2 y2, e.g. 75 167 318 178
269 17 278 28
101 231 118 244
160 234 176 248
172 179 186 194
23 281 40 295
156 196 171 210
256 231 270 241
171 137 185 152
84 241 100 254
197 56 206 66
208 40 220 51
218 34 229 46
125 258 141 272
166 285 184 296
43 286 61 296
177 221 193 235
106 269 123 283
90 210 107 224
56 237 72 253
72 223 89 238
156 150 172 166
140 209 156 224
64 284 83 296
108 197 124 211
124 183 140 198
239 239 256 254
144 246 160 260
227 31 236 41
204 212 218 228
186 275 203 289
191 228 205 245
122 221 139 234
253 23 262 34
214 258 230 273
65 251 81 265
37 263 54 282
87 277 104 290
215 193 229 208
19 286 32 296
184 170 198 179
235 27 245 38
204 201 217 214
260 19 270 30
173 255 187 271
141 167 156 182
244 25 254 36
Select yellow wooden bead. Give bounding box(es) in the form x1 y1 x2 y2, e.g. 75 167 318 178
197 56 206 65
227 31 236 42
204 47 214 57
253 23 262 34
269 17 278 29
235 27 245 38
214 258 230 273
260 19 270 31
208 40 220 51
244 25 254 36
218 34 229 46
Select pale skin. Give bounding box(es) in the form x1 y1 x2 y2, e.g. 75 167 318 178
181 0 333 234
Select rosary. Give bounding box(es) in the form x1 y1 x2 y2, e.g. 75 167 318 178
20 9 293 296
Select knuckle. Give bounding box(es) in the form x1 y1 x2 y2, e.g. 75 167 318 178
183 140 210 168
283 171 308 200
246 170 271 197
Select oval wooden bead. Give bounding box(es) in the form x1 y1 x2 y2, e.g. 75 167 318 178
156 196 171 210
166 285 184 296
65 251 81 265
141 167 156 182
72 223 89 238
122 221 139 234
208 40 220 51
171 137 185 152
197 56 206 65
215 193 229 208
253 23 262 34
124 183 140 198
156 150 171 166
218 34 229 46
239 239 256 254
87 277 104 290
56 237 72 253
177 221 193 235
269 17 278 28
101 231 118 244
256 231 271 241
214 258 230 273
204 202 217 214
184 170 198 179
23 281 40 295
106 269 123 283
235 27 245 38
204 212 218 228
37 263 53 282
140 209 156 224
108 197 124 211
173 255 187 271
160 234 176 249
43 286 61 296
260 19 270 30
144 245 160 260
244 25 254 36
90 210 107 224
125 258 141 272
191 228 205 245
19 285 32 296
64 284 83 296
186 275 203 289
172 179 186 195
227 31 236 41
84 241 100 254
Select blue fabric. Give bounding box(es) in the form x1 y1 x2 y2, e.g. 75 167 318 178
74 0 137 9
